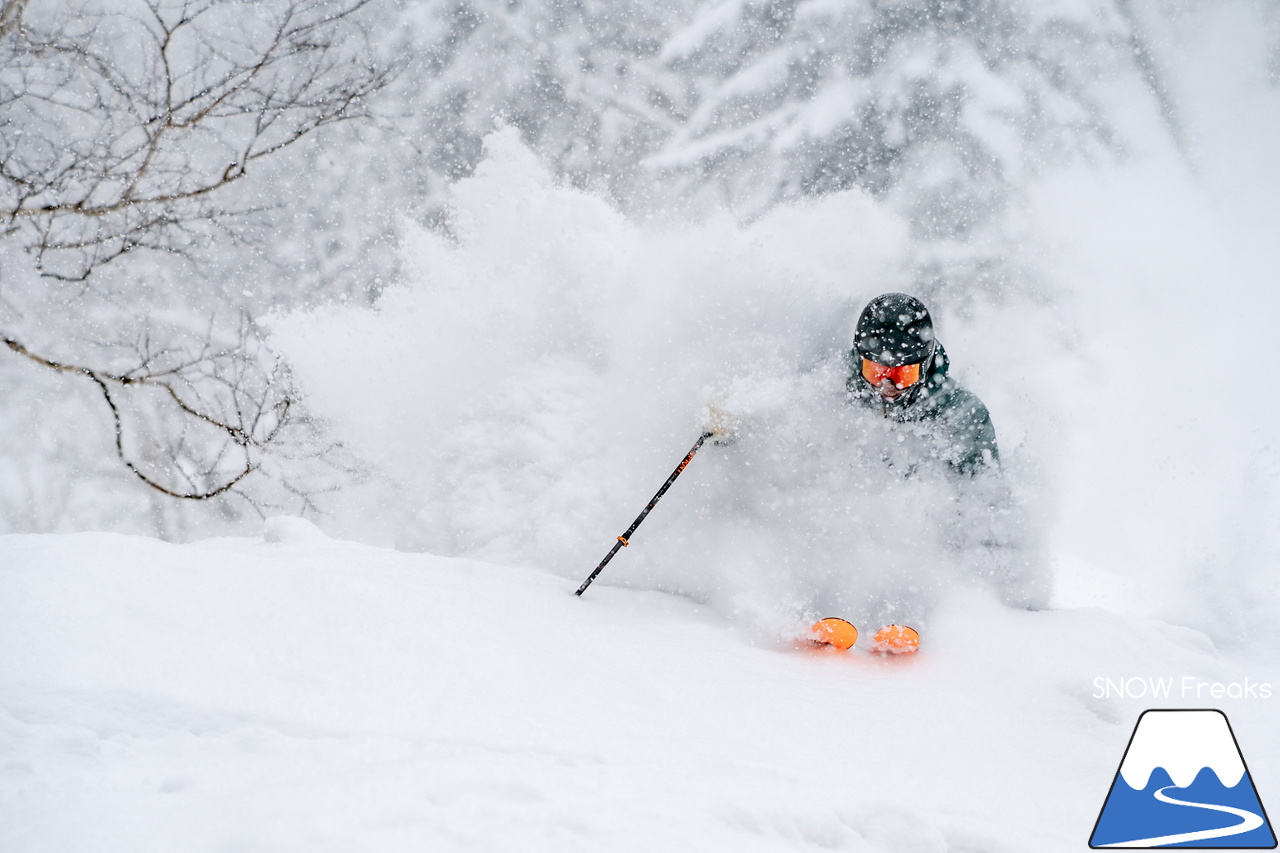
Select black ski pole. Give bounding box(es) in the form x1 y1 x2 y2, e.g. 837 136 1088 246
575 431 715 596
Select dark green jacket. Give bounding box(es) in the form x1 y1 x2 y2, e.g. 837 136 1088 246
846 343 999 476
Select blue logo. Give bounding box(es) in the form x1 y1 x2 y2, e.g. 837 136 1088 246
1091 709 1276 848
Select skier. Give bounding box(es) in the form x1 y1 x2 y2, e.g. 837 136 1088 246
803 292 1013 652
579 292 1042 651
846 292 998 477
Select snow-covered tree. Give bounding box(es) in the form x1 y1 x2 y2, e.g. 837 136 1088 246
0 0 387 534
653 1 1137 226
383 0 699 207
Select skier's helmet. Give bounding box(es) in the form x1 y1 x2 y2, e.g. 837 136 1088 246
852 293 937 401
853 293 936 366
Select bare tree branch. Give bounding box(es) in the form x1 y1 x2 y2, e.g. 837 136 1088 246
4 334 272 499
2 0 391 281
0 0 28 41
0 0 390 511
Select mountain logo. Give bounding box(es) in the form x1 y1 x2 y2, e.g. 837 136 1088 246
1090 709 1276 848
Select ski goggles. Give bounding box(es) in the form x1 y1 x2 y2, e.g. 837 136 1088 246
860 358 923 389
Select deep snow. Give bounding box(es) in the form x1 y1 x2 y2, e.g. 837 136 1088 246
4 4 1280 850
2 522 1276 852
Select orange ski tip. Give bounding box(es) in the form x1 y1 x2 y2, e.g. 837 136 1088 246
807 617 859 651
871 624 920 654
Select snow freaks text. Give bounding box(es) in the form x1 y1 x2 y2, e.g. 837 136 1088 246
1092 677 1274 701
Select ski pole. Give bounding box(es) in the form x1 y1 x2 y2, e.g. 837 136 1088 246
575 431 715 596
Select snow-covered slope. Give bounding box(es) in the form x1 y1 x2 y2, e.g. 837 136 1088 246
3 523 1276 852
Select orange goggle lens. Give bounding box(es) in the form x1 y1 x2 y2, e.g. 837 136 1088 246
861 358 923 389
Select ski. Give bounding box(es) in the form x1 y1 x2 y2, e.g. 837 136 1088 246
803 619 920 655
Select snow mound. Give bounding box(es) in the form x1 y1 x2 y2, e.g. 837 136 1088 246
263 516 328 544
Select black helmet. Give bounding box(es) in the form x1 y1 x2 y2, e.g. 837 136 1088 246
852 293 936 367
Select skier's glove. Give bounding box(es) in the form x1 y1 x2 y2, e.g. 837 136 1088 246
699 399 740 446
